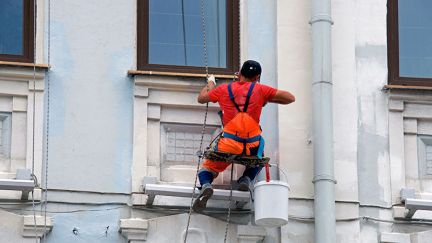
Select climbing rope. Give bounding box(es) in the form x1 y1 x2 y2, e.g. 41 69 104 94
222 1 243 238
31 0 38 242
183 0 210 242
223 163 235 243
42 0 51 240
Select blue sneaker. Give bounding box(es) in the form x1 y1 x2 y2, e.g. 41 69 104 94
192 183 213 213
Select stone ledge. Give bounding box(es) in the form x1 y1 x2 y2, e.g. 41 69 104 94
119 218 149 242
22 215 53 238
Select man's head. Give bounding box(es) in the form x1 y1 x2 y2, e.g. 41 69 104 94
240 60 261 82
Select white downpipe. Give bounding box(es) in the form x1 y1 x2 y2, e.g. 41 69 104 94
310 0 336 243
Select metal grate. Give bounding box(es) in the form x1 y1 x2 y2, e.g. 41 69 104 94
0 112 11 158
161 123 219 165
426 146 432 175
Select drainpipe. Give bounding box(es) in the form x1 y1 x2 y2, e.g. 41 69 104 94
310 1 336 243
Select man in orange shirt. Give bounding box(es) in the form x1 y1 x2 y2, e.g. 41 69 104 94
193 60 295 212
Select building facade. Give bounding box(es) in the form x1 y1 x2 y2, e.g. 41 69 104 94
0 0 431 242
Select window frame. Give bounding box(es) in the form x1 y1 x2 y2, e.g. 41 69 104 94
387 0 432 86
137 0 239 76
0 0 35 63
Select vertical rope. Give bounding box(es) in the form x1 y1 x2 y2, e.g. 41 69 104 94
181 0 188 65
31 0 38 242
183 103 208 243
223 165 235 243
183 0 210 242
42 0 51 240
200 0 209 77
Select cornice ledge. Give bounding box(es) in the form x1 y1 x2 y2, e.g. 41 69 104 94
388 89 432 103
134 75 206 93
0 67 45 81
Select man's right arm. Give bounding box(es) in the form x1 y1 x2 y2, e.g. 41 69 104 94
270 90 295 104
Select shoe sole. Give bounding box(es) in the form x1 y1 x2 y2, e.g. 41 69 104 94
238 183 250 191
192 187 213 213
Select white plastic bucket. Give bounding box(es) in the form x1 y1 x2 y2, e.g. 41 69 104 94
254 180 290 227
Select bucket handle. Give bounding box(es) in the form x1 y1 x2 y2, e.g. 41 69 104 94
268 163 291 191
254 163 291 191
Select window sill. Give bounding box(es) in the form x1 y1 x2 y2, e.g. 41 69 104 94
384 85 432 91
128 70 236 79
0 61 50 69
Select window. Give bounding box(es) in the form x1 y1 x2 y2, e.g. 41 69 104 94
0 0 34 63
388 0 432 86
137 0 239 75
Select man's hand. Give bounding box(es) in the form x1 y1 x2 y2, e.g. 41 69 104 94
198 75 217 104
208 75 216 86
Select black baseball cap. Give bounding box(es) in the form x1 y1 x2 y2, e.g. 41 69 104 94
240 60 262 79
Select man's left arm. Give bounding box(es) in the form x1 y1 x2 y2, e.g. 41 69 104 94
197 75 217 104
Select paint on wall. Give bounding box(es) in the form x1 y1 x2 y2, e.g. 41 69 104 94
46 0 134 193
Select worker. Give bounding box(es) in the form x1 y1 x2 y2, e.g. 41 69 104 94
193 60 295 212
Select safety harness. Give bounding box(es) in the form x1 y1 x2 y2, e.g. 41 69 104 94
216 82 265 159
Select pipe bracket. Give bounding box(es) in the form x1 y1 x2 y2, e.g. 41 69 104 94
309 14 334 25
312 174 337 184
312 80 333 86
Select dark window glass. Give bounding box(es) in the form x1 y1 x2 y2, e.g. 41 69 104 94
0 0 24 55
0 0 35 62
149 0 226 68
398 0 432 78
138 0 239 75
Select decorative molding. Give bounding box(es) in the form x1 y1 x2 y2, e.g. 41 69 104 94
0 67 45 81
134 76 206 93
134 85 148 98
12 97 27 112
28 79 45 92
131 193 151 206
389 100 404 112
128 70 235 80
389 89 432 103
237 225 266 243
147 104 161 120
404 119 418 135
393 206 407 219
119 218 149 242
130 74 220 192
0 61 49 69
22 215 53 238
388 89 432 204
0 67 45 200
